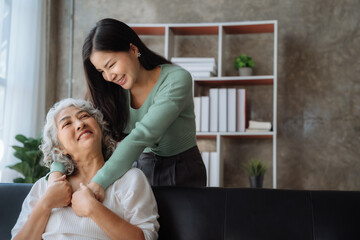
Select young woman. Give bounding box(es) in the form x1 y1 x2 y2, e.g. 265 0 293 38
49 18 206 200
12 98 159 240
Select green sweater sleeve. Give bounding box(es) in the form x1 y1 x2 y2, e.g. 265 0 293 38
49 161 66 174
91 69 193 189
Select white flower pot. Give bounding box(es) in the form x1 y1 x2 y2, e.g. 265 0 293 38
239 67 253 76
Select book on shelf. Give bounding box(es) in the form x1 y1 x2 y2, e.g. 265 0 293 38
209 88 219 132
201 152 210 187
172 57 217 78
191 72 214 78
218 88 228 132
194 97 201 132
196 88 248 134
227 88 236 132
209 152 220 187
246 120 272 132
248 120 272 130
200 96 210 132
176 64 217 73
245 128 271 132
237 89 247 132
171 57 216 64
176 62 217 70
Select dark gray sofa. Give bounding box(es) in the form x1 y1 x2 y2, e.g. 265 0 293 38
1 183 360 240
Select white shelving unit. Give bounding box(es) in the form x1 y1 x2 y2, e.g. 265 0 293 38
130 21 278 188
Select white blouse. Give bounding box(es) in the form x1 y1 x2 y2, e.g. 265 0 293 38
11 168 159 240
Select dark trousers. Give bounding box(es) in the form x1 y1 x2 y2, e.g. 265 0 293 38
132 146 206 187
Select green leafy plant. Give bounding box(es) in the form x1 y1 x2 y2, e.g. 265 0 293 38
7 134 48 183
234 54 255 70
244 158 267 177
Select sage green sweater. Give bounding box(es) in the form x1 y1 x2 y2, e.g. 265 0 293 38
51 64 197 189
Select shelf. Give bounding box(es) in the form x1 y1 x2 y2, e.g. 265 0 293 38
131 26 166 35
223 23 274 34
130 22 276 35
194 76 274 86
170 26 218 35
130 21 277 188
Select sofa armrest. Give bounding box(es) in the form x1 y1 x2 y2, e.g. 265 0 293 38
0 183 32 240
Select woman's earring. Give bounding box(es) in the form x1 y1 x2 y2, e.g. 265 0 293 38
137 52 141 58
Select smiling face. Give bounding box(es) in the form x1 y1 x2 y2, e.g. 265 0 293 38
89 45 141 90
55 106 102 160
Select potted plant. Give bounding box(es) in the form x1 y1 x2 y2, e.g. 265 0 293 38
7 134 48 183
244 158 267 188
234 54 255 76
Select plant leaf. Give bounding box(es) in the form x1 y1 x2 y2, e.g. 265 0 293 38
26 150 43 167
13 178 25 183
13 150 33 165
24 138 40 150
234 54 255 70
245 158 267 177
15 134 28 144
12 146 24 152
24 176 35 183
8 162 31 178
8 133 46 183
34 165 49 177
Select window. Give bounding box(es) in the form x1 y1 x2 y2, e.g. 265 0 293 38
0 0 11 160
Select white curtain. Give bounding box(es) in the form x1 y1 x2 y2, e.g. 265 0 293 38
0 0 46 182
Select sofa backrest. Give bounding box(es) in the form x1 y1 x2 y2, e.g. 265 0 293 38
154 187 360 240
154 187 316 240
0 183 32 240
1 183 360 240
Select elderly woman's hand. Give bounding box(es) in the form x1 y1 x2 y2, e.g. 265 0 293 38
43 175 72 210
87 182 105 202
71 183 99 217
47 171 64 186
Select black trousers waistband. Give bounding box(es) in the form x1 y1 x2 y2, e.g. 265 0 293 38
133 146 206 187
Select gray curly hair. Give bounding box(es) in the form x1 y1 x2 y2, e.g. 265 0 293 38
40 98 116 175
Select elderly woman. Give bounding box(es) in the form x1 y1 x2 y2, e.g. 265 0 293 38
11 98 159 240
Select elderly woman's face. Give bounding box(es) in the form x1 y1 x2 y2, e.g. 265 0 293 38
55 106 102 157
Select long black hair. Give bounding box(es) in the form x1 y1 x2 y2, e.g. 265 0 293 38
82 18 171 141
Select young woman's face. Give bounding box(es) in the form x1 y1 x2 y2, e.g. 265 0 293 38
56 106 102 159
89 46 140 90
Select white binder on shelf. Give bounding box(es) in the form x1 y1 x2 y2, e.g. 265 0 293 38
227 88 236 132
218 89 227 132
209 152 220 187
237 89 247 132
200 96 210 132
171 57 216 64
194 97 201 132
209 88 219 132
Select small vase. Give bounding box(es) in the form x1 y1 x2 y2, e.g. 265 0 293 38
249 176 263 188
239 67 253 76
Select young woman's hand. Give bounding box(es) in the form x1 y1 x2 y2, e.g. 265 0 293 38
43 175 72 210
87 181 105 202
71 183 98 217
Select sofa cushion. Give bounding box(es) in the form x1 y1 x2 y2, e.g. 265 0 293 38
311 191 360 240
153 186 226 240
226 188 313 240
